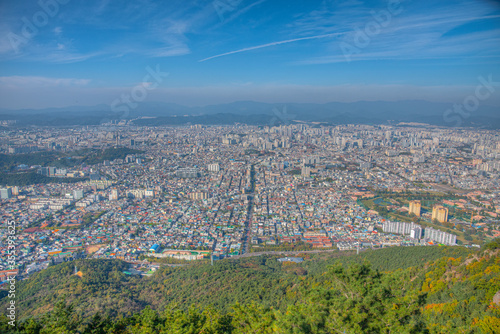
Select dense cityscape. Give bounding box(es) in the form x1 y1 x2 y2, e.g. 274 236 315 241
1 123 499 281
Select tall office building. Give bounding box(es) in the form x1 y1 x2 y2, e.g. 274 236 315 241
207 164 220 172
301 166 311 177
432 205 449 223
303 156 319 165
40 167 56 176
425 227 456 245
176 168 199 178
409 200 421 217
11 186 19 196
0 188 12 199
410 226 423 239
189 192 209 200
73 189 84 200
383 221 421 238
109 189 119 201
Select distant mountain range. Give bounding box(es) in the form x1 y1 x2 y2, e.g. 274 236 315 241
1 100 499 128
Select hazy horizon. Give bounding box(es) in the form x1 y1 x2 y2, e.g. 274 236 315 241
1 0 500 110
2 95 500 112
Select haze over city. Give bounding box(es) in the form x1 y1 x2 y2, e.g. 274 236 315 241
1 0 500 109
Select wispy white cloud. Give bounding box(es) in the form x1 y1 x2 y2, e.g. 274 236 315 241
42 52 103 63
289 1 500 64
278 0 500 64
148 45 191 57
0 0 200 62
199 32 344 62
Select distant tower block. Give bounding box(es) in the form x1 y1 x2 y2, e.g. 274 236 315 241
301 166 311 177
110 189 119 201
432 205 449 223
409 200 421 217
207 163 220 172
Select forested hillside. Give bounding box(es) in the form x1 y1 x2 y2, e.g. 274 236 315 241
1 244 499 333
0 148 143 171
0 147 143 186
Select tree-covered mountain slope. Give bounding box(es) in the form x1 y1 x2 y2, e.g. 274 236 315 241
1 243 498 333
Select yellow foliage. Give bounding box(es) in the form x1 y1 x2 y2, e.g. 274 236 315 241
473 316 500 333
466 260 484 274
424 303 445 313
484 265 500 275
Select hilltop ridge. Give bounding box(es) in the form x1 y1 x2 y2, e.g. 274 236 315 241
1 244 499 333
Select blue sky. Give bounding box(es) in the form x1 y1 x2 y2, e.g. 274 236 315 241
0 0 499 109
